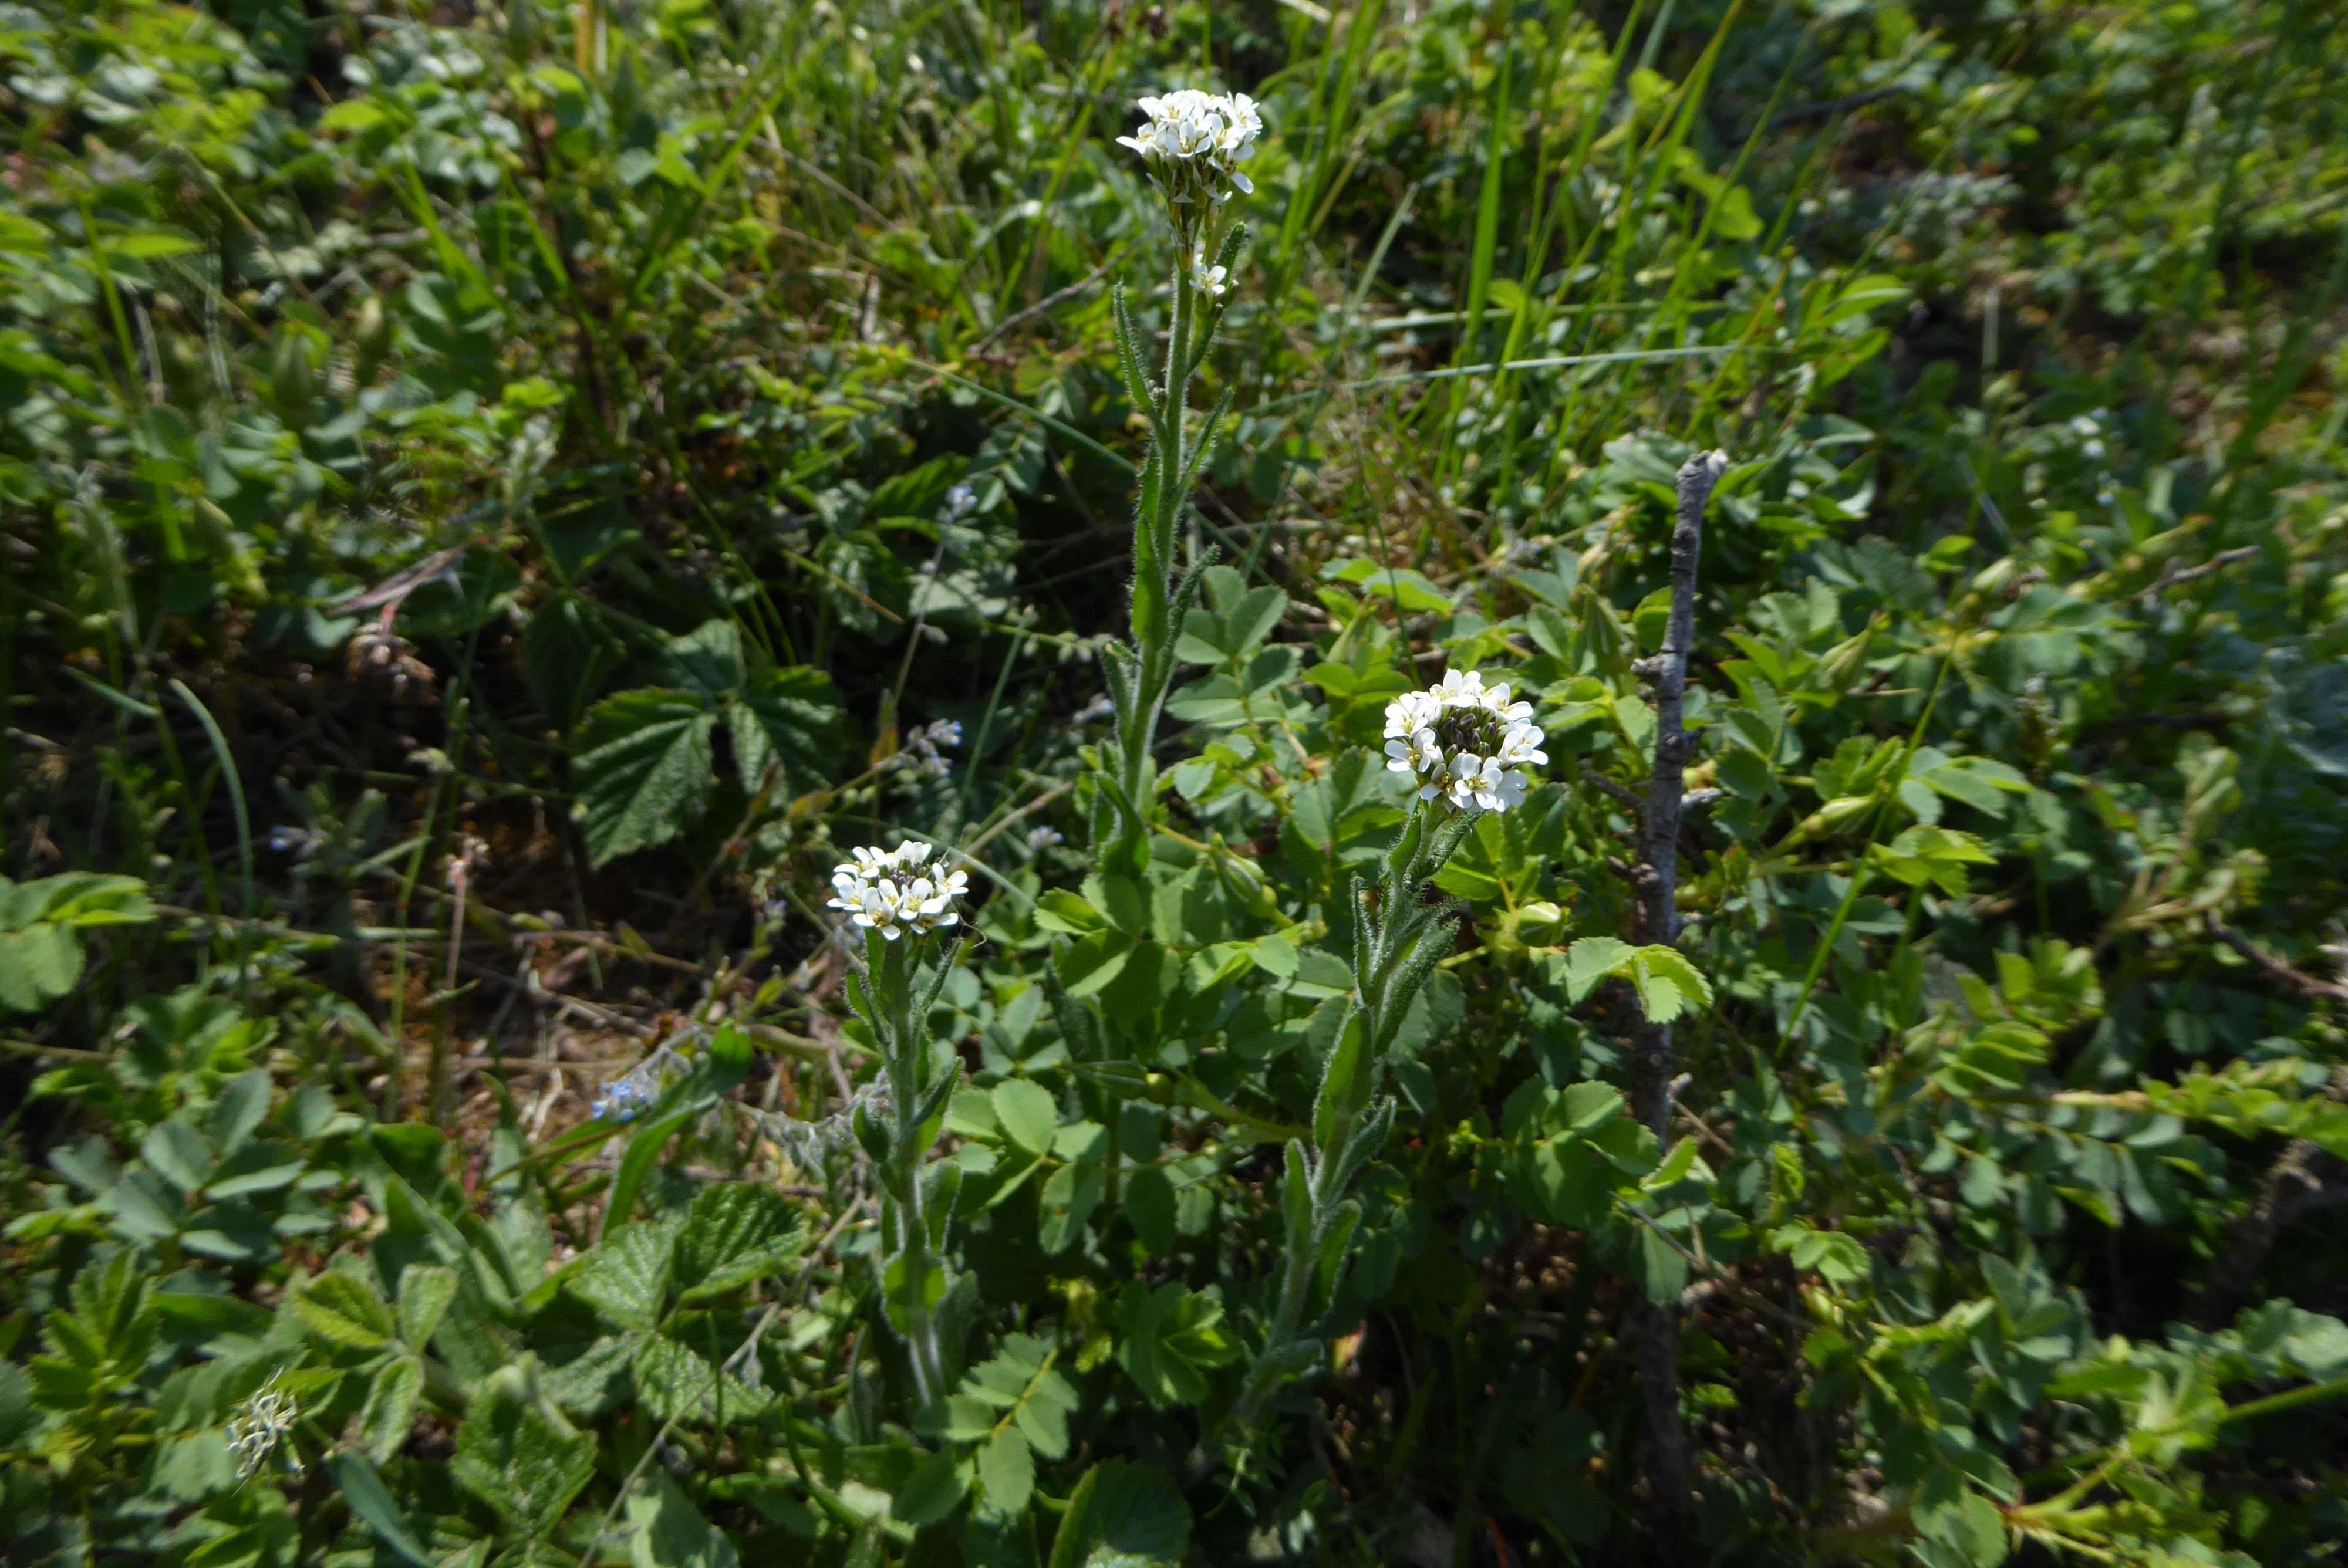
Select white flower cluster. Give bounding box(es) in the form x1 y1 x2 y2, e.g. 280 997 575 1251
227 1375 302 1481
827 841 968 941
1118 89 1263 217
1383 668 1548 813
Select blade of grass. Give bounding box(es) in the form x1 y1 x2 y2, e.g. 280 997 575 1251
169 680 254 991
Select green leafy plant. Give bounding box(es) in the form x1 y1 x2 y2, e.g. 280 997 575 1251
6 2 2348 1566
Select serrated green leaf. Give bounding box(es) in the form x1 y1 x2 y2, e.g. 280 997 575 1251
1124 1167 1176 1258
628 1469 742 1568
0 924 83 1012
1032 890 1105 935
890 1446 968 1526
143 1121 214 1194
204 1072 272 1158
570 1218 680 1330
1874 825 1998 896
1558 1082 1624 1134
326 1451 434 1568
523 594 620 730
357 1355 424 1463
1770 1225 1871 1286
992 1080 1060 1158
451 1364 595 1534
0 1361 36 1448
1561 937 1632 1003
1648 1137 1702 1189
916 1394 998 1444
396 1264 458 1350
572 689 718 866
1628 947 1712 1023
294 1270 396 1350
632 1329 775 1425
728 665 843 796
1047 1461 1188 1568
1013 1374 1074 1461
1055 930 1137 998
1037 1163 1103 1255
977 1426 1034 1518
676 1182 804 1301
650 619 745 696
1321 559 1451 614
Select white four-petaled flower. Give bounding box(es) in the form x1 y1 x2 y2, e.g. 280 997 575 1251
1382 668 1547 814
827 841 969 941
1188 246 1230 298
1118 89 1263 214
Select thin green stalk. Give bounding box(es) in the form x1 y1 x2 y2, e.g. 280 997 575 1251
168 680 254 992
1450 4 1515 398
876 938 947 1405
1225 803 1465 1447
958 620 1032 817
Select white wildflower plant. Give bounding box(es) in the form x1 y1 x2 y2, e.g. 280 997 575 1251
1382 668 1549 814
1117 89 1263 217
826 840 969 941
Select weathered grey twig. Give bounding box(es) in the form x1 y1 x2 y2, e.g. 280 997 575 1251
2140 545 2258 613
1633 450 1726 1128
968 244 1136 354
2208 918 2348 1005
1578 756 1646 816
1627 448 1726 1567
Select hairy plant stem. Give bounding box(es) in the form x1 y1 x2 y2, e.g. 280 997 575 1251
1224 803 1464 1449
862 930 957 1407
1627 449 1725 1566
1108 258 1197 873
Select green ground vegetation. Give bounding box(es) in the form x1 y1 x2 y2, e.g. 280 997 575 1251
4 1 2348 1566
